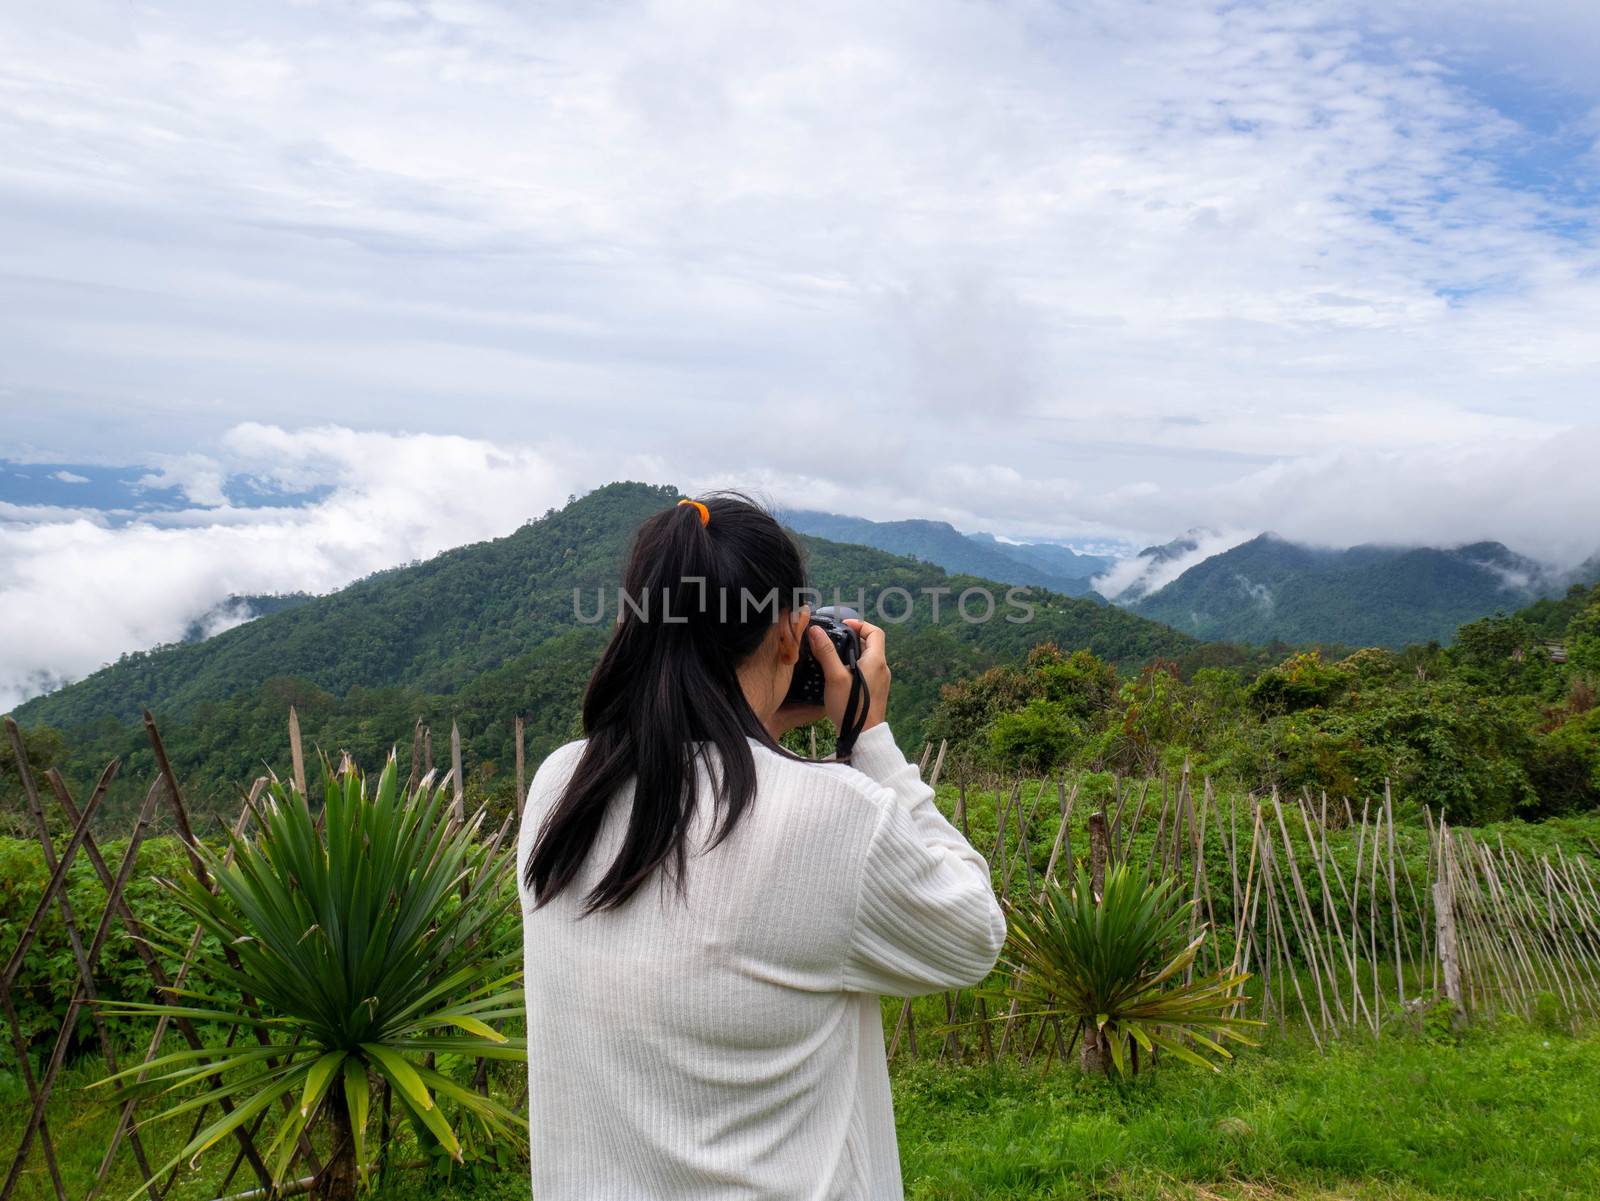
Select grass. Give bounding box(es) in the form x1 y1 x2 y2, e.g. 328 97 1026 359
893 1019 1599 1200
5 1020 1597 1201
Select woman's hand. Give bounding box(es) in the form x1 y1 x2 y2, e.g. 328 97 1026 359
808 617 891 734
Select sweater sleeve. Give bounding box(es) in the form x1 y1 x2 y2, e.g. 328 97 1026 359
840 724 1007 996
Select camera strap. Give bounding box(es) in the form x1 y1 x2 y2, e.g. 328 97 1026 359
835 636 870 759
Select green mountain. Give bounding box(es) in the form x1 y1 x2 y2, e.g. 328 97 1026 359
7 483 1195 820
1130 533 1557 648
777 509 1108 597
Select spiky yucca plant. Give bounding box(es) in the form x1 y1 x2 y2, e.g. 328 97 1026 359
97 753 526 1200
985 865 1259 1075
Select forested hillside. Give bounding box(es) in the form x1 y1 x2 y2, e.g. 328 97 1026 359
1131 533 1561 647
3 482 1197 824
929 580 1600 824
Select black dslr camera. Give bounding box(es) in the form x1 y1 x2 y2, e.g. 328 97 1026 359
785 605 862 707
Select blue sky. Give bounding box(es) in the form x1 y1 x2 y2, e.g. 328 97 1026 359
1 0 1598 708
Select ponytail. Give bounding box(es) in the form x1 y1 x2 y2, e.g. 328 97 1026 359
524 492 808 913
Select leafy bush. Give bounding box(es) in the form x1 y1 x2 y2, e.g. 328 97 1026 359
0 836 206 1070
979 866 1258 1076
98 754 525 1201
1246 651 1352 714
989 700 1080 773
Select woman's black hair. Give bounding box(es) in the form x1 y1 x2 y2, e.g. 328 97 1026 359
523 492 809 913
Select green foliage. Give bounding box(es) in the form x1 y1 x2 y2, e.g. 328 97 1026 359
923 581 1599 821
989 700 1080 774
1034 646 1119 718
0 836 203 1071
1094 660 1200 776
1245 651 1352 715
1263 678 1542 824
0 725 66 836
95 754 525 1197
1530 707 1600 812
1569 595 1600 676
978 866 1259 1076
1519 581 1598 640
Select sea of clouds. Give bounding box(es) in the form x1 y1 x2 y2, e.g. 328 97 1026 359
0 424 597 710
5 420 1600 711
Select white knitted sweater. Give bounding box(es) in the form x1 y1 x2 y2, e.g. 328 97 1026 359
515 723 1005 1199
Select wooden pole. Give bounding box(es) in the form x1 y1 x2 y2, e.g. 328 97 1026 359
515 715 527 820
1088 811 1108 901
0 779 111 1201
288 705 307 798
450 720 466 832
1434 875 1464 1011
1384 781 1405 1007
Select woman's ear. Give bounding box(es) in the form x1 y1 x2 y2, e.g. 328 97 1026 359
777 606 809 665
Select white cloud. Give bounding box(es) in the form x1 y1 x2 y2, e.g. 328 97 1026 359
2 1 1597 477
135 453 229 506
1090 531 1254 602
711 421 1600 571
0 424 611 711
1 1 1599 684
49 470 89 483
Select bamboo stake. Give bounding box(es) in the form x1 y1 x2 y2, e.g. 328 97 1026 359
1349 798 1376 1032
1262 840 1322 1049
1171 766 1190 879
1088 811 1108 900
1234 805 1264 978
1383 782 1405 1007
1367 797 1383 1031
1125 780 1151 848
1187 780 1217 979
142 719 318 1181
1239 809 1267 1020
1268 794 1339 1027
450 720 466 832
998 788 1080 1057
1109 778 1130 858
39 769 160 1193
0 778 111 1201
288 705 307 798
1042 784 1079 884
1218 788 1241 945
992 784 1012 886
515 715 526 820
1152 775 1172 873
1294 789 1356 1025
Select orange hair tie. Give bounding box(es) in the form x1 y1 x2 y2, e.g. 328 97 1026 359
677 498 710 526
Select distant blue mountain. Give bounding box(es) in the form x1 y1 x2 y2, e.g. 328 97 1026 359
777 510 1109 597
963 532 1114 584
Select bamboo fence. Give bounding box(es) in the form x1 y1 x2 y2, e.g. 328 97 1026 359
0 709 500 1201
4 717 1600 1200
